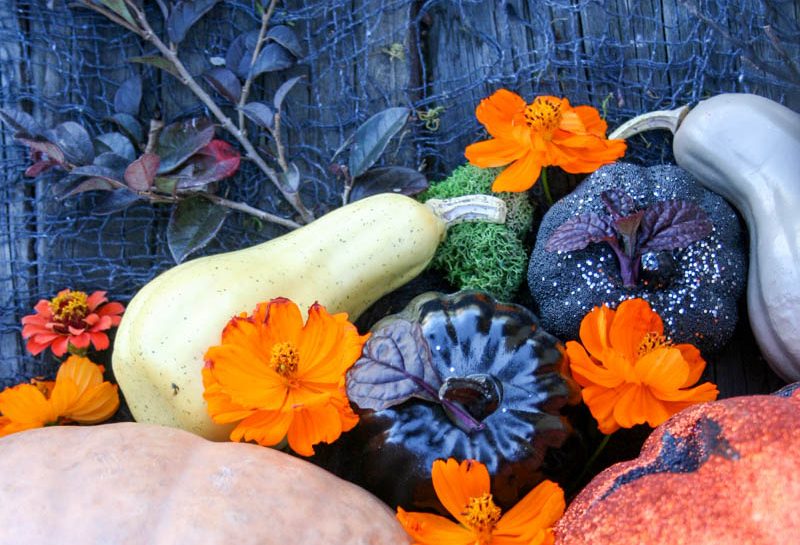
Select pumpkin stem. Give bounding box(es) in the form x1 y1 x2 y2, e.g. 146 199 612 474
425 195 507 228
608 105 691 140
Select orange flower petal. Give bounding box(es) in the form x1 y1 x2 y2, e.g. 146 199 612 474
286 402 348 456
397 508 475 545
0 384 55 427
612 383 650 428
581 384 624 434
495 480 565 539
230 409 293 446
63 383 120 424
204 343 288 411
491 152 543 192
475 89 527 139
634 348 689 392
263 298 304 346
570 105 608 136
432 458 491 526
675 343 707 387
465 137 529 168
565 341 623 389
578 304 614 362
609 299 663 361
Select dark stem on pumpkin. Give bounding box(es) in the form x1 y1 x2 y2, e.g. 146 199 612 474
406 375 486 433
606 238 640 287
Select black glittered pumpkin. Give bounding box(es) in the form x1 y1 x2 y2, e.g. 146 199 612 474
314 290 581 513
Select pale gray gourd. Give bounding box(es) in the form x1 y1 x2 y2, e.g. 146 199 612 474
612 94 800 381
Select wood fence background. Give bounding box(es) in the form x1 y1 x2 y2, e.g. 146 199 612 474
0 0 797 402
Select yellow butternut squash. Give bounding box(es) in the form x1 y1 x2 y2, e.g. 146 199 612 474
113 193 505 440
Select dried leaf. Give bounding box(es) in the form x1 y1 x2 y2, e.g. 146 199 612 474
241 102 274 129
113 75 142 116
167 0 220 44
156 118 215 173
349 166 428 202
167 196 229 263
279 162 300 193
273 75 303 111
44 122 95 165
348 107 409 178
17 138 65 165
250 43 294 77
346 320 441 411
545 212 615 252
202 67 242 103
638 200 713 252
124 153 160 191
266 25 304 58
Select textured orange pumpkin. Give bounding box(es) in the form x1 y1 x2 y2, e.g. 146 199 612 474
0 423 409 545
555 388 800 544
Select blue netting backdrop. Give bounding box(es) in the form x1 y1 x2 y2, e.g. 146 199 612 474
0 0 798 387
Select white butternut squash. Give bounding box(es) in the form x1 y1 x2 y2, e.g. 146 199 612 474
113 193 505 439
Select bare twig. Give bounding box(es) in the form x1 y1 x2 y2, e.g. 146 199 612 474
74 1 143 35
117 0 314 224
270 111 290 172
154 0 169 22
201 194 301 230
238 0 280 135
144 119 165 154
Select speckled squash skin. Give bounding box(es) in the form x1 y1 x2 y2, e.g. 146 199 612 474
555 388 800 545
113 194 447 440
0 423 410 545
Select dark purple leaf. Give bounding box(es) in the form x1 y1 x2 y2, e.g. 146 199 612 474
175 140 241 189
250 43 294 77
156 118 215 173
545 212 615 252
44 122 94 165
613 210 645 239
93 151 132 173
113 75 142 116
266 25 304 58
241 102 274 129
348 107 409 178
128 56 182 80
25 159 59 177
167 0 220 44
349 166 428 202
92 189 143 215
106 113 144 146
167 195 229 263
346 319 441 411
124 153 160 191
94 132 136 160
601 189 636 219
273 75 303 111
226 31 260 78
638 200 713 252
17 138 65 165
202 67 241 103
0 108 44 138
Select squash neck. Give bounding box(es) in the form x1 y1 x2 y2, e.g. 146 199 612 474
425 195 507 228
608 105 690 139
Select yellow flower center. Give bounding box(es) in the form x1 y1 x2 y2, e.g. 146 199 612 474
523 97 563 135
637 331 672 357
271 342 300 377
462 492 502 543
50 290 89 324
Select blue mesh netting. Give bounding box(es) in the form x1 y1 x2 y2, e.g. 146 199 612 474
1 0 798 387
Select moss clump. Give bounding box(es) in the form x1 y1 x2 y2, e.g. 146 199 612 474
419 164 533 301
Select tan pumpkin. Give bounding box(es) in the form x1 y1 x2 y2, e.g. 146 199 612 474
0 423 410 545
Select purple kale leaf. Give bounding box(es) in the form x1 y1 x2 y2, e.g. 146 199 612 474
638 200 713 252
545 212 615 252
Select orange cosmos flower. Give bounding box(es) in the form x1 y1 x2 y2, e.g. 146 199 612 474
397 459 565 545
0 355 120 438
21 289 125 357
465 90 627 192
203 297 369 456
565 298 718 434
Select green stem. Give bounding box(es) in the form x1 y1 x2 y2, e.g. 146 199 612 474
569 433 612 493
540 167 553 206
67 344 89 358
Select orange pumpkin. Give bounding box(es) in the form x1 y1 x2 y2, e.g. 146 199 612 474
0 423 409 545
555 388 800 544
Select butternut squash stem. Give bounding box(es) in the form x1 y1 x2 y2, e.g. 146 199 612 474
608 105 691 140
425 195 507 227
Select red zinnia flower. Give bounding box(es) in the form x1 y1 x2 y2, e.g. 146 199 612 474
21 289 125 357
